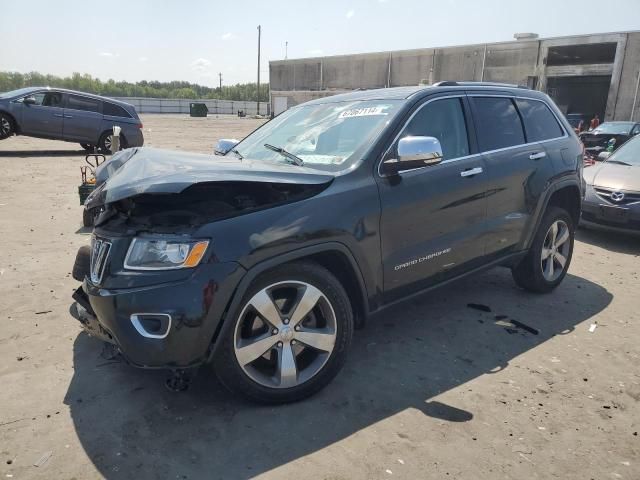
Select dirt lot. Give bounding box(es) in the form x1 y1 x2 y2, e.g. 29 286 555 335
0 114 638 480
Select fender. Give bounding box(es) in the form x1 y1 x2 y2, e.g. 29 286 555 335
207 241 369 361
519 177 582 251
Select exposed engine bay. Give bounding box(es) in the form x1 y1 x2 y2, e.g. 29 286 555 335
97 180 328 231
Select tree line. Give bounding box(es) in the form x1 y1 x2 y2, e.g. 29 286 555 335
0 71 269 101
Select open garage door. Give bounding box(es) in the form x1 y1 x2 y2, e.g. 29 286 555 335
546 75 611 120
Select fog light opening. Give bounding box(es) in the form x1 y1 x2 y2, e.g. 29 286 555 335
131 313 172 339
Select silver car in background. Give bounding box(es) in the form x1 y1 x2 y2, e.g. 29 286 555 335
0 87 144 153
582 134 640 234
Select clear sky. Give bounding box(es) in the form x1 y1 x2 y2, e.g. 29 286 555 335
1 0 639 87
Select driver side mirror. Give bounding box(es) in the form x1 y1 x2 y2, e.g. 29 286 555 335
598 151 611 161
381 136 443 176
214 138 240 155
23 96 37 105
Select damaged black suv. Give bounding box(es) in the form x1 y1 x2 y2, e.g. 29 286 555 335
71 82 583 403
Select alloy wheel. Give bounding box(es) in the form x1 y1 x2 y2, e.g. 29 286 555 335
233 281 337 389
540 220 571 282
103 135 112 151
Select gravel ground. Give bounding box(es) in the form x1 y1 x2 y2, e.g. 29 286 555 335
0 114 638 480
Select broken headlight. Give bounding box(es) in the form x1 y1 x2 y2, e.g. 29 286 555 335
124 238 209 270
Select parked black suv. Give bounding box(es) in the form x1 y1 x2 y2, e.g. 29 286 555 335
71 82 583 403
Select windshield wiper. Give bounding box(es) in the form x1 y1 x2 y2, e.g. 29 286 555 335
264 143 304 166
231 148 244 160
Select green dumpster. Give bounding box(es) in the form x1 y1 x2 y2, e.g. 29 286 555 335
189 102 208 117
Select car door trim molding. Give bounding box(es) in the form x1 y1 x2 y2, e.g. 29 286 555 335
378 93 569 178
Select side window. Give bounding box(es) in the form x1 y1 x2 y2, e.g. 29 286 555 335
472 97 525 151
103 102 131 118
42 93 62 107
516 99 564 142
401 97 470 160
24 92 62 107
67 95 101 113
29 93 46 106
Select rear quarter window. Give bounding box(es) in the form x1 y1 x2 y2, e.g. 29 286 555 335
516 99 564 142
103 102 132 118
471 97 525 151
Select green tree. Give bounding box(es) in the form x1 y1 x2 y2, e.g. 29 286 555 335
0 71 269 102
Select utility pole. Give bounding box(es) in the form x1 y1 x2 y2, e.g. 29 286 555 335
218 72 222 92
257 25 261 116
285 41 288 60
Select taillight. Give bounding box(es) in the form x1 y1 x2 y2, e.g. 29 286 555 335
137 123 143 129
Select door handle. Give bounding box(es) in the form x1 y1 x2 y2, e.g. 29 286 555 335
64 115 73 119
460 167 483 177
53 113 63 118
529 151 546 160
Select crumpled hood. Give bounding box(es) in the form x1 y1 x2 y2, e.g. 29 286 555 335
583 162 640 191
93 147 334 205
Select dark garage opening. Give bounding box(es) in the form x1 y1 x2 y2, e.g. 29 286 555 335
546 75 611 119
547 43 617 66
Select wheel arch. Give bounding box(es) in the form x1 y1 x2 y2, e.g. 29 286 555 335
522 180 582 250
208 242 369 361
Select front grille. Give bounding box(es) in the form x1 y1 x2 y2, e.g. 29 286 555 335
90 237 112 284
594 187 640 205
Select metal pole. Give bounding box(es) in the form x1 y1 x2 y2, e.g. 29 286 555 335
257 25 261 116
631 69 640 121
219 72 222 92
285 41 288 60
480 44 487 82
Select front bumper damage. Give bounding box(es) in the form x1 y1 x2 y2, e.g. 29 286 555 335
70 248 246 369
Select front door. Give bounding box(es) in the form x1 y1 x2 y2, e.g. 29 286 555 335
19 91 64 138
376 96 489 300
63 94 103 143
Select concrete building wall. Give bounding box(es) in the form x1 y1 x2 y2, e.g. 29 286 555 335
614 32 640 121
269 31 640 121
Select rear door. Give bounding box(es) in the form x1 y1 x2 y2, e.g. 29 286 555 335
377 95 490 300
469 95 563 258
63 94 103 142
19 91 65 138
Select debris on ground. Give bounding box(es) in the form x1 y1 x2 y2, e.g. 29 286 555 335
33 451 53 467
467 303 492 312
35 310 52 315
589 323 598 333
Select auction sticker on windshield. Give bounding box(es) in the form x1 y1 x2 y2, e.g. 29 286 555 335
338 106 389 118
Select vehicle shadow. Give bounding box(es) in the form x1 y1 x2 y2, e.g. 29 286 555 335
0 149 88 157
577 226 640 255
64 268 612 479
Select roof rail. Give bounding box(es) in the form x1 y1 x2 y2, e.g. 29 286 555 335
433 81 529 89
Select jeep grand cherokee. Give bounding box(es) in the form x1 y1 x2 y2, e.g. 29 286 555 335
70 82 583 403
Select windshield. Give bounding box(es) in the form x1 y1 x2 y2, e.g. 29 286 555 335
232 100 403 172
607 135 640 166
592 123 634 135
0 87 39 99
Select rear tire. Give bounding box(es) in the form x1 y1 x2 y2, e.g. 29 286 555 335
98 131 126 153
0 113 14 139
214 261 354 404
511 206 574 293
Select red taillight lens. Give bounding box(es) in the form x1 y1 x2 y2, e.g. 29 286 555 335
137 123 143 129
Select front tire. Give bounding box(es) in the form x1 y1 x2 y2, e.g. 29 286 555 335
214 262 353 404
80 143 95 152
0 113 14 139
512 206 575 293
